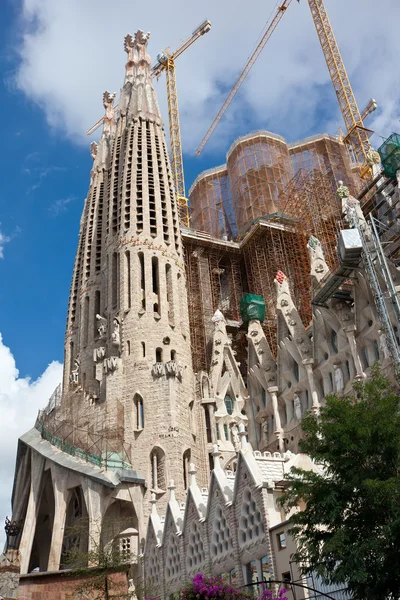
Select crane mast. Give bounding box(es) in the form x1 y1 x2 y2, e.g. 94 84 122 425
307 0 370 166
196 0 371 173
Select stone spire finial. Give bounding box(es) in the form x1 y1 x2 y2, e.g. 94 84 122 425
102 90 116 137
238 423 247 451
150 492 158 516
168 480 176 502
212 444 222 470
188 463 197 487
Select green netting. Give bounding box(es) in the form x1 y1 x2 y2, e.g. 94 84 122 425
240 294 265 324
378 133 400 178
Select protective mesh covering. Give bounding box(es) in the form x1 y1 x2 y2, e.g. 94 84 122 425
189 166 236 239
227 132 294 234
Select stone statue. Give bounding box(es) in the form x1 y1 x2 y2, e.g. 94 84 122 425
69 358 80 385
231 424 240 450
96 314 107 339
128 579 138 600
90 141 98 160
334 366 344 392
212 309 226 334
379 330 391 360
338 180 371 241
294 394 302 421
366 147 381 167
262 418 269 444
102 90 116 136
336 180 350 200
111 318 120 348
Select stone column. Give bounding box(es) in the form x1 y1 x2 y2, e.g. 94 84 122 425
207 403 216 444
19 452 45 574
268 386 284 452
344 326 366 379
303 359 320 413
47 470 68 571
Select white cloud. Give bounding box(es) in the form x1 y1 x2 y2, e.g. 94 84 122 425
13 0 400 159
0 227 11 259
0 333 63 549
48 195 76 217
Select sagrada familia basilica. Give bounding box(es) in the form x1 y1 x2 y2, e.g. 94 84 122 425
2 27 400 600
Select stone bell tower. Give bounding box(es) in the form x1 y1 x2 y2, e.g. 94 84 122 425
62 30 207 501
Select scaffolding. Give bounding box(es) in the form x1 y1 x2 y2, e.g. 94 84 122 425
241 219 311 356
189 166 236 239
288 133 361 196
36 386 133 471
227 132 294 234
183 231 244 372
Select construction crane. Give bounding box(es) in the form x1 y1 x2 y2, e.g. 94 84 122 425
195 0 372 176
151 20 211 226
86 20 211 228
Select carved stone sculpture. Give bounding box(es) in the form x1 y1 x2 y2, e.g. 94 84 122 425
379 330 391 360
334 366 344 392
337 181 371 240
90 141 98 160
294 394 302 421
308 235 330 284
128 579 138 600
96 314 107 339
231 424 240 450
111 318 120 348
103 91 116 136
69 358 80 385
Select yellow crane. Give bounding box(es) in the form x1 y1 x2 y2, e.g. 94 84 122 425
86 20 211 227
195 1 372 176
151 20 211 226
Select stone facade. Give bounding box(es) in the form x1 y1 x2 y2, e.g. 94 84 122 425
3 22 400 600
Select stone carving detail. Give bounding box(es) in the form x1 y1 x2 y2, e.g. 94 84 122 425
337 180 371 240
69 358 80 384
165 360 183 381
334 366 344 392
111 318 121 348
103 90 116 136
379 330 391 360
212 309 227 335
93 347 106 363
294 394 302 421
96 314 107 339
275 271 312 358
366 147 381 167
231 424 240 451
152 362 165 378
103 357 119 374
90 141 98 160
308 235 330 285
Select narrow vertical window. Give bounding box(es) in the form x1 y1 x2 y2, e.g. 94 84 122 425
171 349 176 360
204 407 212 443
127 340 131 355
134 394 144 430
183 449 191 489
152 257 160 315
94 291 100 337
83 296 89 345
156 348 163 363
141 342 146 357
125 251 131 309
165 263 174 324
138 252 146 311
112 252 118 308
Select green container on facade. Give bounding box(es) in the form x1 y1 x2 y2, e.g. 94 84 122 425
378 133 400 178
240 294 266 324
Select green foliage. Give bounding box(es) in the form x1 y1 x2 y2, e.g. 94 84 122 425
279 367 400 600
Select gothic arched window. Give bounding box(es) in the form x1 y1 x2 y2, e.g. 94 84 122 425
224 395 233 415
150 447 166 491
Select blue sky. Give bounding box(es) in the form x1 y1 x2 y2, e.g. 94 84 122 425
0 0 399 540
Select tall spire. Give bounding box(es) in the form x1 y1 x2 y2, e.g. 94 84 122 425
120 30 162 124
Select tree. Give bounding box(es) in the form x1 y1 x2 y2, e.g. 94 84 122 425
62 517 137 600
279 367 400 600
